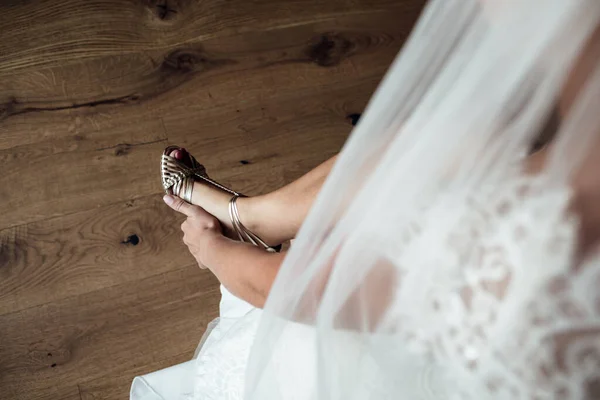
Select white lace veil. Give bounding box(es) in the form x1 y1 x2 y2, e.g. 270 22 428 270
246 0 600 399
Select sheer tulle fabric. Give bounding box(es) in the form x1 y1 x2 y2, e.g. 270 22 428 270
245 1 600 399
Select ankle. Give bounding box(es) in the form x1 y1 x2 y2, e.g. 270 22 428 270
236 195 266 235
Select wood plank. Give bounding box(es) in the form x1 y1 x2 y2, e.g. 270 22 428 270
0 101 165 152
2 386 81 400
0 265 220 400
163 76 380 194
0 195 196 315
1 8 414 126
1 63 383 228
0 0 423 75
0 121 167 228
0 110 165 159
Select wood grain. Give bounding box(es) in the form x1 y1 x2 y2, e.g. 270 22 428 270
164 76 382 194
0 77 376 315
2 387 82 400
0 195 197 315
1 7 414 230
1 8 413 126
0 0 426 399
1 72 386 229
0 132 167 228
0 265 220 400
0 0 423 74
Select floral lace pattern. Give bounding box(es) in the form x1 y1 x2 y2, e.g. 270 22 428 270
376 177 600 399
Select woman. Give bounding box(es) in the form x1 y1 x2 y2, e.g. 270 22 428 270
132 1 600 398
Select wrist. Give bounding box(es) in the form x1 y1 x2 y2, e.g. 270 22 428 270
198 232 229 267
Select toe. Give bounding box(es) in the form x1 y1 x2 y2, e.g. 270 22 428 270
170 149 183 160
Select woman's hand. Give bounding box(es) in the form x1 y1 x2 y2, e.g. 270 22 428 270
163 195 222 269
163 193 285 308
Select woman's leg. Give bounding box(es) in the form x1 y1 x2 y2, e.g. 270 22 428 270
236 155 337 244
171 149 337 245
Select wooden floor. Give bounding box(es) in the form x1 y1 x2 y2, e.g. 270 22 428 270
0 1 424 398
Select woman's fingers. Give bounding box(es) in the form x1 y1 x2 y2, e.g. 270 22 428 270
164 195 204 217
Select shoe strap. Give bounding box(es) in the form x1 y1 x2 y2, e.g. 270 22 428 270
228 195 277 253
161 153 206 199
162 152 241 202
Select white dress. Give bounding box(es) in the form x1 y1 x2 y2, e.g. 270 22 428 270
130 286 259 400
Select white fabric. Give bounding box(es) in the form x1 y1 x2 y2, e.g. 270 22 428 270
132 0 600 399
131 361 196 400
130 286 257 399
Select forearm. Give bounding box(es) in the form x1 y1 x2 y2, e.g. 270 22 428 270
202 235 286 308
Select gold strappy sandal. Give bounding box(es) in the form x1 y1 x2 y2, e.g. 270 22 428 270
161 146 279 253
